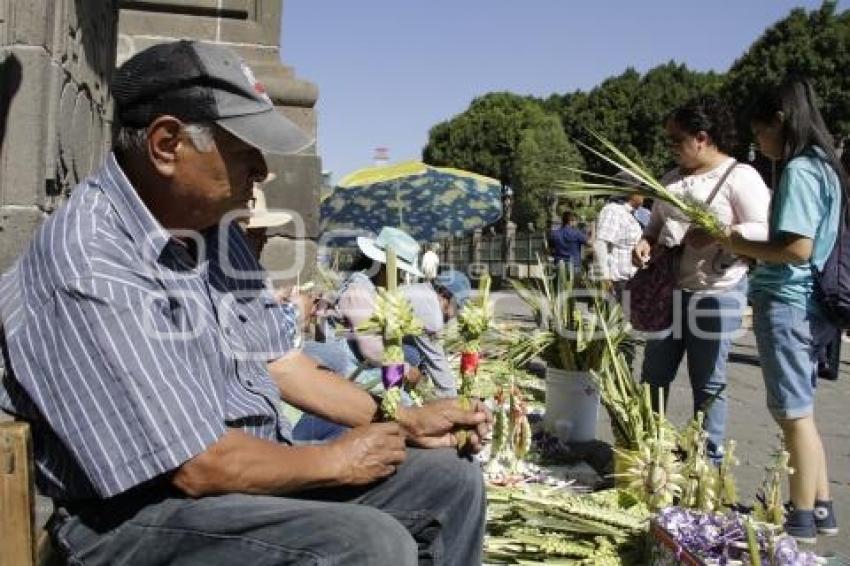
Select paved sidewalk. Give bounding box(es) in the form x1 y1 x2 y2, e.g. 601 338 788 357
493 289 850 558
639 331 850 559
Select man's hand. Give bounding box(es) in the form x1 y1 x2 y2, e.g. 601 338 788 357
632 239 652 267
724 226 743 252
404 366 423 387
328 423 407 485
275 286 318 328
397 398 492 452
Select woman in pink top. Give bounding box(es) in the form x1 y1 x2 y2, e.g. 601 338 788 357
633 95 770 462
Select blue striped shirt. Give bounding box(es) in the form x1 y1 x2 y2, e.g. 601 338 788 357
0 154 298 500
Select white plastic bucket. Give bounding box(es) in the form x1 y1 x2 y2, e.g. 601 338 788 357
544 368 600 443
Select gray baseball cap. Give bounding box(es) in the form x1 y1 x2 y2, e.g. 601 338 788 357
113 40 313 155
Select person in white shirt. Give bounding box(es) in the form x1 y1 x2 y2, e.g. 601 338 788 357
421 243 440 280
593 193 645 299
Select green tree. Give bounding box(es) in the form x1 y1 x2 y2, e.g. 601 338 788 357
423 92 544 183
423 92 584 229
512 115 585 229
548 64 722 177
548 69 641 174
722 1 850 153
628 63 724 174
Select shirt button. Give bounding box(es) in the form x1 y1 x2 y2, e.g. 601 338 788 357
245 379 254 387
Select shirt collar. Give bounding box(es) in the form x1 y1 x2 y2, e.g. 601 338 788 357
98 153 174 260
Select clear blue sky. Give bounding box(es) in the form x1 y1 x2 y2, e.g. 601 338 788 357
282 1 847 182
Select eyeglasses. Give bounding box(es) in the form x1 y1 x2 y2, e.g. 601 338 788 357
666 134 689 146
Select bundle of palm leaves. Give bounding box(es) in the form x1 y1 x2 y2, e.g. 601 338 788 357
357 287 424 364
509 258 628 373
555 129 726 237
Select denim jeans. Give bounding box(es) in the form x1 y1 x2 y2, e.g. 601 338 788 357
641 277 747 461
51 448 486 566
292 413 348 443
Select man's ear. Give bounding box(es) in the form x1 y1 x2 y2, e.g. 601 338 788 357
146 116 184 178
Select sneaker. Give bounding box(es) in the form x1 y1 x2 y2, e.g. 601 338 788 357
785 509 817 545
814 500 839 536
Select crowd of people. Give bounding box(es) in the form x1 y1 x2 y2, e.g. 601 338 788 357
0 37 846 565
550 85 845 543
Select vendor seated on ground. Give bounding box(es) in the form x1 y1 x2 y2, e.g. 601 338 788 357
309 227 427 391
401 268 472 398
293 263 472 443
0 40 489 566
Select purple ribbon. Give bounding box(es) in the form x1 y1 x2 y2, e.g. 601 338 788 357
382 364 405 389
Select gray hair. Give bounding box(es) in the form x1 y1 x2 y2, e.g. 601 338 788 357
113 122 216 156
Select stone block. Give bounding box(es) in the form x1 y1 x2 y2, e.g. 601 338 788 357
263 153 321 239
123 0 254 13
119 0 280 47
0 47 50 206
53 0 119 108
1 0 115 208
260 236 316 287
0 0 53 49
276 105 317 140
0 207 45 272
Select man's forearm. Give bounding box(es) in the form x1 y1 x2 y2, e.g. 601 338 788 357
172 429 343 497
268 351 378 427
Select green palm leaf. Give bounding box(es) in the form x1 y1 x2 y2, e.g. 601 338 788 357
558 128 726 236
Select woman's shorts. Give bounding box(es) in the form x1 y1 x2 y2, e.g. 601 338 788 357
751 293 834 420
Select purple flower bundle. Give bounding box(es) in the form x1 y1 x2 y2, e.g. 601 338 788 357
656 507 820 565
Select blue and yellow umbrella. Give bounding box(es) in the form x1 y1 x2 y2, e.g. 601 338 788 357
320 161 503 243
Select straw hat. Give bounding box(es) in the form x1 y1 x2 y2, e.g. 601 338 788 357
246 184 292 229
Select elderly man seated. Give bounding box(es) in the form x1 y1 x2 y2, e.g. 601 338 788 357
0 41 488 565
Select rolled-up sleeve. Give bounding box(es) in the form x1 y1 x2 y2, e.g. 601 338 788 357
7 276 227 498
255 295 299 359
730 166 770 242
772 167 823 239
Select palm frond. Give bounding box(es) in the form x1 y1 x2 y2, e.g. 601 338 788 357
559 128 727 236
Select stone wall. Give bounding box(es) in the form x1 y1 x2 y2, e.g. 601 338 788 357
0 0 119 271
0 1 320 283
118 0 321 285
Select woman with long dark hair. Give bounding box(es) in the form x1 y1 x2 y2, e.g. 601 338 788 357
721 78 843 542
634 95 771 463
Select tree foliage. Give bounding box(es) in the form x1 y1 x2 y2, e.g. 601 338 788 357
423 92 547 183
422 2 850 228
511 114 585 229
722 1 850 154
547 64 722 176
423 93 584 229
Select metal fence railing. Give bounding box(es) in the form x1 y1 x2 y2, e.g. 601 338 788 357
319 228 552 288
